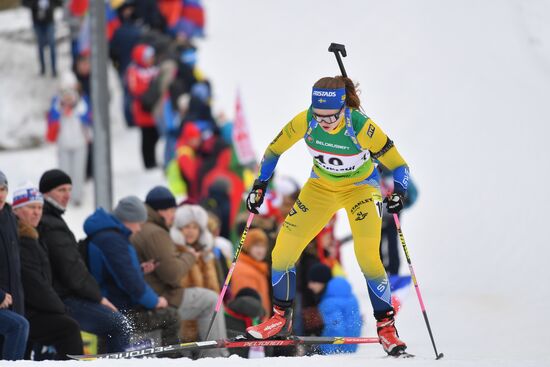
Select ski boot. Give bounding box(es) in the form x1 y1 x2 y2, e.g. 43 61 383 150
246 305 293 339
375 309 407 356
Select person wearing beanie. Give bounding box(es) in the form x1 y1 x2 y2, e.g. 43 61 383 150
83 197 181 350
224 287 266 358
230 228 271 317
306 262 362 355
39 169 72 195
173 122 202 201
169 204 228 356
13 182 84 359
131 186 203 350
38 170 130 353
45 70 92 206
0 172 29 360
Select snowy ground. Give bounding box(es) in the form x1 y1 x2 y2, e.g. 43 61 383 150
1 0 550 366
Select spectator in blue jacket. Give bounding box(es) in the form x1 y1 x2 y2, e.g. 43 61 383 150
83 196 180 347
84 196 165 310
307 263 362 355
0 171 29 360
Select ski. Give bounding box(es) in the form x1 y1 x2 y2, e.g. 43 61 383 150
67 335 380 360
391 350 415 358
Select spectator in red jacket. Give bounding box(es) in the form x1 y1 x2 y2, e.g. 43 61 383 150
175 122 202 201
126 44 160 169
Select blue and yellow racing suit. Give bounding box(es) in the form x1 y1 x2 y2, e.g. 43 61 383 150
258 107 409 315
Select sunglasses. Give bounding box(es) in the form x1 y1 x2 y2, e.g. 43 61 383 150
312 106 344 124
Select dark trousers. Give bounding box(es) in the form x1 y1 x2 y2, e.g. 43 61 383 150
27 312 83 360
63 297 130 353
140 126 159 169
0 309 29 360
33 23 57 76
380 214 400 275
125 306 180 346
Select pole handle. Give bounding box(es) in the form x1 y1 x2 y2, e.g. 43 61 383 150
328 43 348 77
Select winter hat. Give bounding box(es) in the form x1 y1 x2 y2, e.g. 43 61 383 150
229 287 265 318
170 204 213 248
59 71 78 92
12 183 44 209
39 169 72 194
132 44 155 66
235 287 262 302
145 186 176 210
0 170 7 189
181 122 201 140
242 228 269 253
113 196 147 223
307 263 333 284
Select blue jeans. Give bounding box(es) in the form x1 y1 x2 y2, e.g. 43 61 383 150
33 22 56 75
0 309 29 360
63 297 130 353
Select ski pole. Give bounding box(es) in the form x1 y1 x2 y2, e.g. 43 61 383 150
328 43 348 77
204 212 255 340
393 213 444 360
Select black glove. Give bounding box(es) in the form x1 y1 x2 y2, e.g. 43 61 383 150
246 179 268 214
384 192 405 214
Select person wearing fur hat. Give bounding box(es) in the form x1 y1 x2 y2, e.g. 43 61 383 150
0 172 29 360
45 71 92 206
230 228 271 318
306 263 362 355
13 182 84 359
170 204 228 356
38 169 130 353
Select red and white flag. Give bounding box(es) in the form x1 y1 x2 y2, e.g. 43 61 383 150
233 91 257 166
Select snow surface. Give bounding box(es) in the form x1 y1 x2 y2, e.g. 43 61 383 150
1 0 550 366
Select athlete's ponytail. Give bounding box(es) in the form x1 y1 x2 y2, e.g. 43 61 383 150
313 76 361 109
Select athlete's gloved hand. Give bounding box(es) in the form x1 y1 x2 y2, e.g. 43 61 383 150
246 179 268 214
384 192 405 214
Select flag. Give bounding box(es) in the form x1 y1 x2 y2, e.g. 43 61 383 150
233 91 256 166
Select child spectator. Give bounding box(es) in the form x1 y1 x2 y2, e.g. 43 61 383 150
14 182 83 360
46 71 92 206
230 228 271 317
170 204 228 356
224 287 266 358
0 171 29 361
306 263 362 355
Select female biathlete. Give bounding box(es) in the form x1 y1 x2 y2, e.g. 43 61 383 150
244 76 410 356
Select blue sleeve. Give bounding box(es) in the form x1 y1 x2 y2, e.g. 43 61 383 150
81 95 92 126
258 150 280 182
392 165 410 194
98 234 159 309
47 96 60 122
